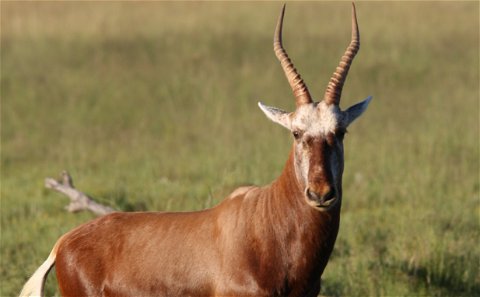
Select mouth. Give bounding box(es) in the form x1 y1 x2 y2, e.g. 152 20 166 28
305 188 339 210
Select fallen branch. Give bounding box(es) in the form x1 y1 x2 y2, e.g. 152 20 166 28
45 171 115 216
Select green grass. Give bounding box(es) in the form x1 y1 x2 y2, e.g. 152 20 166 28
2 2 479 296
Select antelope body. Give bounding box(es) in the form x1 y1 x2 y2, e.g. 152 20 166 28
20 4 371 297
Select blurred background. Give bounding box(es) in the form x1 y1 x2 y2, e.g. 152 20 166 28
2 2 478 296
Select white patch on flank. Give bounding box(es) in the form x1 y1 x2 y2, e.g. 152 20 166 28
291 101 343 136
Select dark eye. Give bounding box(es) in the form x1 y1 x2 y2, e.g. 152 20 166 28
292 130 302 140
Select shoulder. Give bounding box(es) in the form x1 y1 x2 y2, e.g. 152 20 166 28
226 186 257 200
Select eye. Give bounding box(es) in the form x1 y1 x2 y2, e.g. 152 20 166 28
292 130 302 140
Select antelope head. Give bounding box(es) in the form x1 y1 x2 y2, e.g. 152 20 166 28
259 3 372 211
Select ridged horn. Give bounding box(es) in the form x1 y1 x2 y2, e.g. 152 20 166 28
324 2 360 105
274 4 313 107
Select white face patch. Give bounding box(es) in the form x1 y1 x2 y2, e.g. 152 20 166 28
291 101 344 136
289 101 346 207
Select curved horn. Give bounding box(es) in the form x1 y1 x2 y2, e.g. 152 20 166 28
274 4 313 107
324 2 360 105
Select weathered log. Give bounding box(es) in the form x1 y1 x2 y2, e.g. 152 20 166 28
45 171 114 216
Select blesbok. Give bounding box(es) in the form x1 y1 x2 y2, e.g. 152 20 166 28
20 3 371 297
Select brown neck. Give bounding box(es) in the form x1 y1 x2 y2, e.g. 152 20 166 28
272 149 304 203
251 148 341 293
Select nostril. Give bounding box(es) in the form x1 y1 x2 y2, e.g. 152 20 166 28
305 188 316 201
305 188 321 202
305 187 336 206
322 189 335 203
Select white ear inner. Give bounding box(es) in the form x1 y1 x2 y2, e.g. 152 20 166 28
258 102 292 130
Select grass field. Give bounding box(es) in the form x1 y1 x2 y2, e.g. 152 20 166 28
2 2 479 296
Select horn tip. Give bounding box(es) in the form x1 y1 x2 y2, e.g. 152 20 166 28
351 1 359 40
280 3 286 16
274 3 287 45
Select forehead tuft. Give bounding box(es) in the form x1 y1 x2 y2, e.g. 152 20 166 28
291 102 343 135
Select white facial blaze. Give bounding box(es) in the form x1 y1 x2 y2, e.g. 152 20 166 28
291 102 343 136
290 102 345 198
295 145 310 188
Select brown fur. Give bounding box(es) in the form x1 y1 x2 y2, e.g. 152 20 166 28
54 150 340 297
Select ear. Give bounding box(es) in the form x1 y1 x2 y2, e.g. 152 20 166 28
344 96 372 126
258 102 292 130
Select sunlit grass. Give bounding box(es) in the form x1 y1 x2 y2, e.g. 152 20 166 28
2 2 479 296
